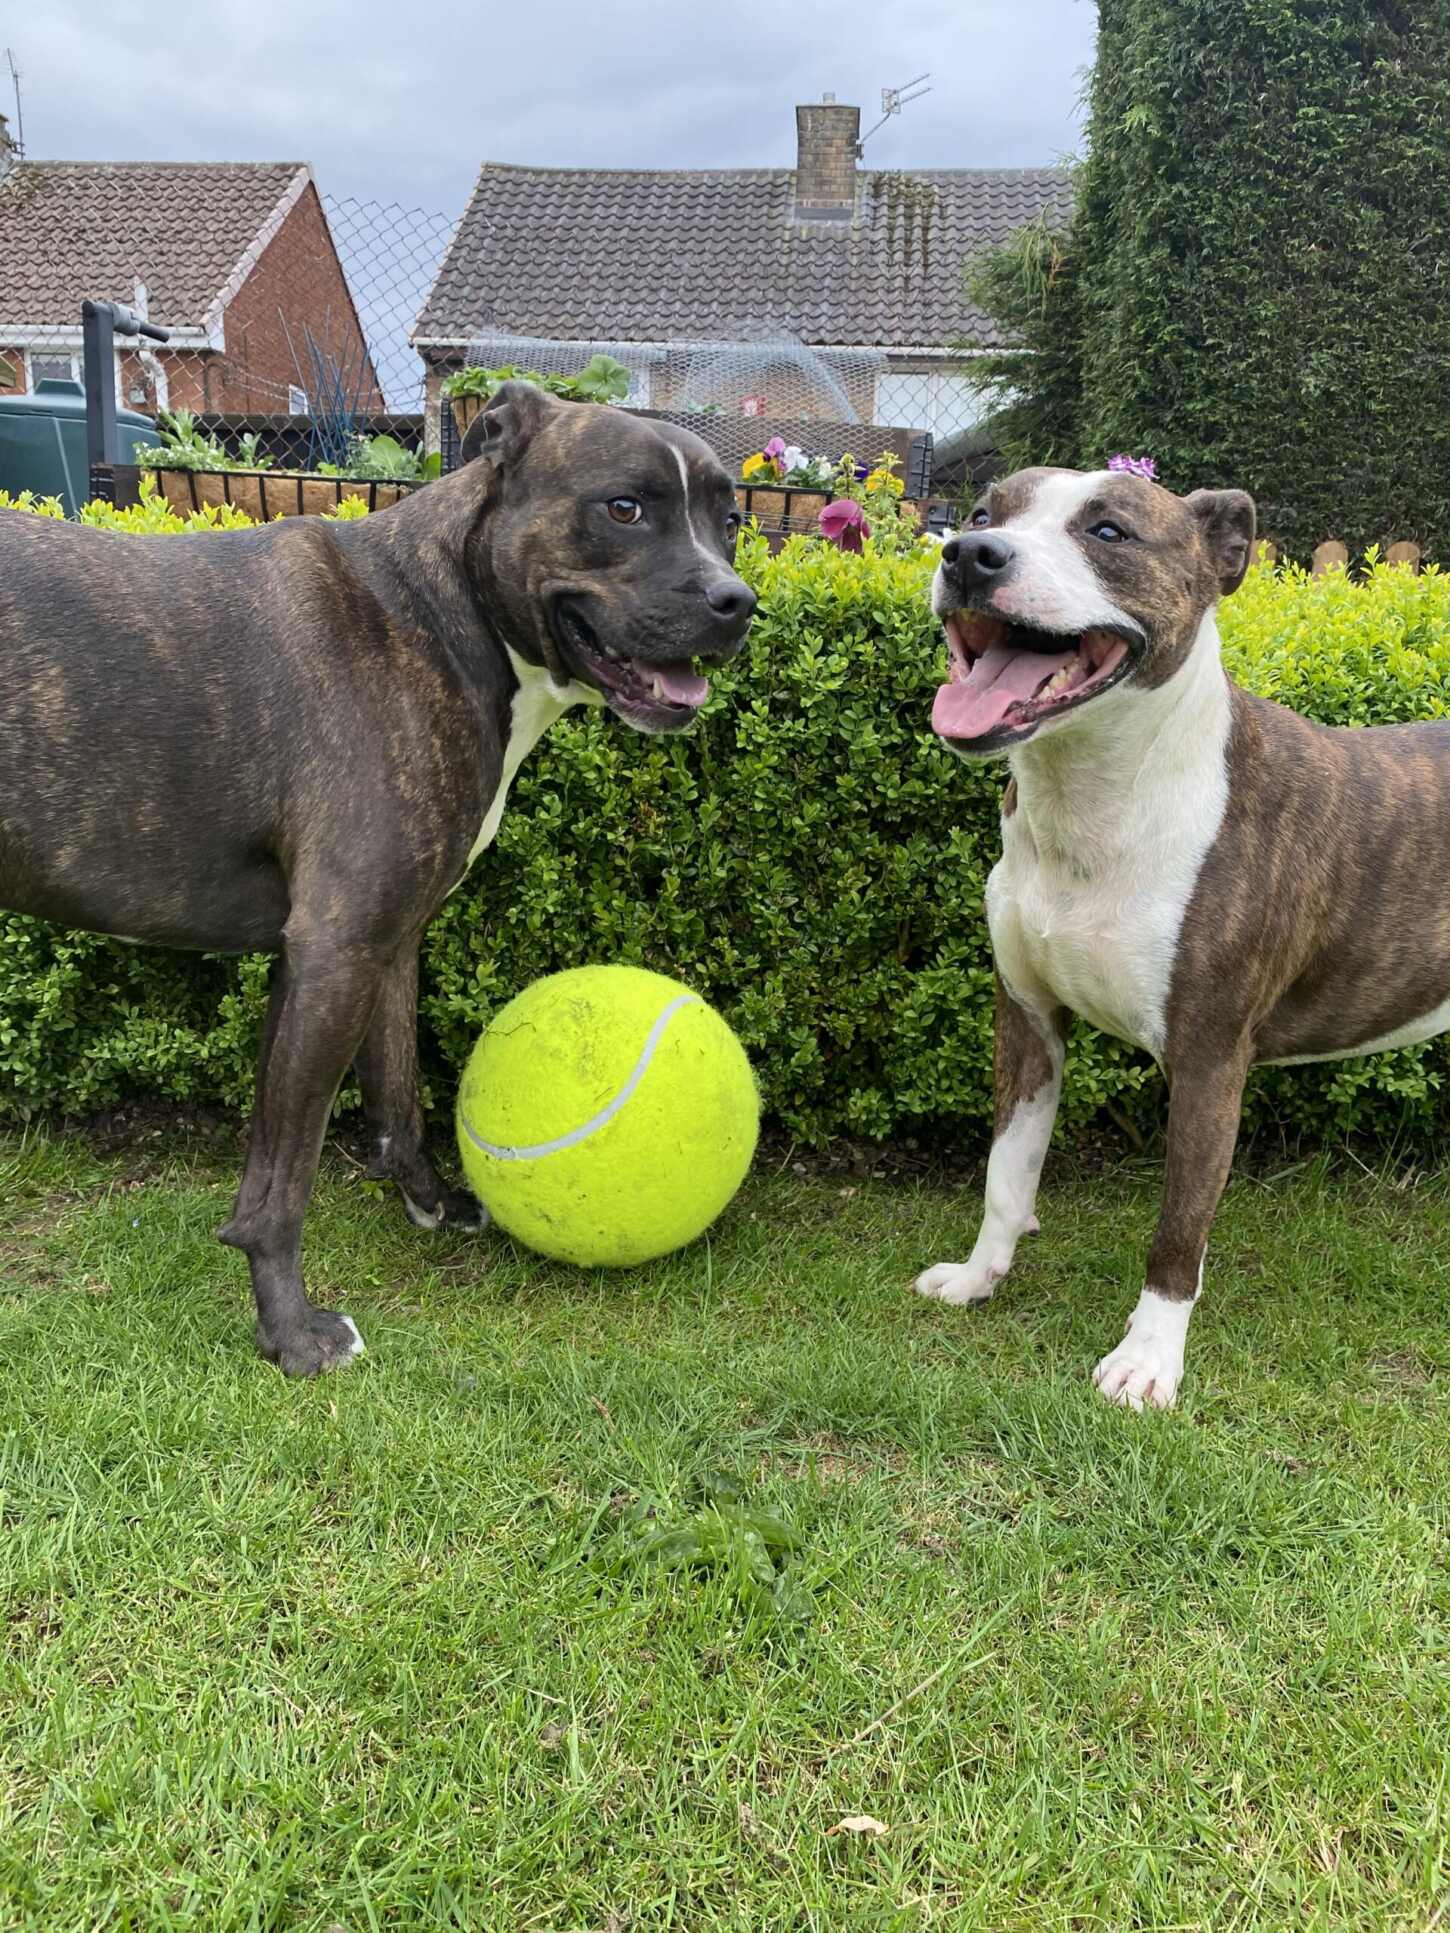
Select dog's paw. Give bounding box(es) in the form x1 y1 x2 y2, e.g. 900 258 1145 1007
402 1187 489 1234
914 1259 1003 1305
258 1309 365 1378
1092 1324 1183 1410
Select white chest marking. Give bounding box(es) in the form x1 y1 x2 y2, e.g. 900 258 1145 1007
988 611 1232 1059
458 648 596 882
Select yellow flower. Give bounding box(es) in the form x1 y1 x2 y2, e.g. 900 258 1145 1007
864 467 905 497
742 453 771 480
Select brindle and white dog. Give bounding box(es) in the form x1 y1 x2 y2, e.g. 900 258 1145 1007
917 465 1450 1407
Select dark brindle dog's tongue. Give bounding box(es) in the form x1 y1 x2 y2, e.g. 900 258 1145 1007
933 638 1077 740
647 660 708 706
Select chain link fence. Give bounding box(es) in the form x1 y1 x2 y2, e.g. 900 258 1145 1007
3 188 993 501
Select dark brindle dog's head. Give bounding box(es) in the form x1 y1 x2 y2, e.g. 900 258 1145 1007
458 381 755 733
930 466 1256 756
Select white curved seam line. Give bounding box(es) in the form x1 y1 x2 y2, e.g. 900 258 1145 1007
460 994 700 1161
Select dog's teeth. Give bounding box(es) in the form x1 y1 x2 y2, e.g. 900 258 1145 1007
1046 667 1075 694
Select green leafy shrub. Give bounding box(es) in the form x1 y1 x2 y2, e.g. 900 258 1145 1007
3 487 1450 1148
968 2 1450 562
139 409 273 474
318 433 441 484
959 207 1084 476
442 356 632 405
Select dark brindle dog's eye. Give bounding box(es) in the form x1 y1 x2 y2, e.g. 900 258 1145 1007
606 498 643 525
1089 521 1128 542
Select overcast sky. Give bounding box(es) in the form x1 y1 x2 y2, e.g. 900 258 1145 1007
7 0 1095 218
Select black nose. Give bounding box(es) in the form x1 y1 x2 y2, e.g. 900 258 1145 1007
705 578 757 626
941 531 1015 586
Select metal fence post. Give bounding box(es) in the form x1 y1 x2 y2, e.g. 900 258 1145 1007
81 299 170 499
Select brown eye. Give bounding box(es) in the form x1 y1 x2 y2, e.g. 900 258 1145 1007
969 506 990 528
607 497 643 525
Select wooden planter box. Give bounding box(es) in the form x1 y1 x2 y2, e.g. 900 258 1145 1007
735 483 832 532
448 393 487 443
147 468 416 520
735 483 932 535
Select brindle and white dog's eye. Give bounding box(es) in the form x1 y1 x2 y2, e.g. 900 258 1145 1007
1089 521 1128 543
606 497 643 525
969 506 990 528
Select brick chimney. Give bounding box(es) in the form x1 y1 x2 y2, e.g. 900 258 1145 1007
794 94 860 222
0 113 13 186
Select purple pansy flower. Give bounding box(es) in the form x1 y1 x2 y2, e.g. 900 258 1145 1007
819 499 869 552
762 436 787 462
1107 453 1158 481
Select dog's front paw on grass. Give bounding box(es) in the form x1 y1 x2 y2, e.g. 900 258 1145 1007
257 1309 365 1377
1092 1333 1182 1410
914 1258 1003 1305
402 1186 488 1234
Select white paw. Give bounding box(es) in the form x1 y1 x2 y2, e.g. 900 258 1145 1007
914 1259 1003 1305
1092 1331 1184 1408
402 1191 445 1231
1092 1288 1194 1410
339 1313 366 1359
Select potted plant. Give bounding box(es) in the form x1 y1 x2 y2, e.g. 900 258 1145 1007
738 441 844 531
139 411 434 519
441 355 632 441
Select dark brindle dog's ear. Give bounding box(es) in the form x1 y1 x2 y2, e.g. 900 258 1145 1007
1185 488 1257 598
459 379 558 469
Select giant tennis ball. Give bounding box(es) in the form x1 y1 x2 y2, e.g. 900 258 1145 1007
455 965 759 1267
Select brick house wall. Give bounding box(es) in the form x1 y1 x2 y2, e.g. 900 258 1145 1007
201 181 380 412
113 182 381 417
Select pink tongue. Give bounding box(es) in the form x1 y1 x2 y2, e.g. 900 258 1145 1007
933 639 1077 740
645 660 709 706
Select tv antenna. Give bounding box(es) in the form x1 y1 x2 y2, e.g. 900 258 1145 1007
859 72 932 150
4 48 23 155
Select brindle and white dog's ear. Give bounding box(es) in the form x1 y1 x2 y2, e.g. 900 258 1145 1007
459 379 559 469
1185 488 1257 598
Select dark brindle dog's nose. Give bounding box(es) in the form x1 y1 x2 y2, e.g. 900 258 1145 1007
940 531 1015 589
704 577 757 632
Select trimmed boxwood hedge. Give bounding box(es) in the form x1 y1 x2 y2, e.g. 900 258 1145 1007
3 499 1450 1147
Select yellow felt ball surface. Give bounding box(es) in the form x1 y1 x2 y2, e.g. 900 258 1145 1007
455 965 759 1267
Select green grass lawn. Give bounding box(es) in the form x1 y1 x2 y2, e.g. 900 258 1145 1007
1 1126 1448 1931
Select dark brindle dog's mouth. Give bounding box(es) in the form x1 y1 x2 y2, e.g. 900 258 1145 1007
551 597 710 733
932 610 1137 750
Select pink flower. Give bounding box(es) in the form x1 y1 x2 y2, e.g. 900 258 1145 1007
762 436 787 462
1107 453 1158 480
819 499 869 551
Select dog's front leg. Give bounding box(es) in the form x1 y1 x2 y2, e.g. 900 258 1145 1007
1093 1043 1250 1410
356 944 486 1234
219 921 392 1375
916 976 1066 1306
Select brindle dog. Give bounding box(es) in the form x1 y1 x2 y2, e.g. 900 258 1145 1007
0 382 754 1373
919 464 1450 1408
